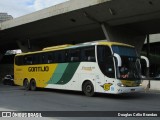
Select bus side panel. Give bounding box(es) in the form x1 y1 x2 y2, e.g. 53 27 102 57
14 65 24 86
46 62 106 92
75 62 116 93
14 62 118 94
14 64 58 88
46 62 111 93
46 63 81 90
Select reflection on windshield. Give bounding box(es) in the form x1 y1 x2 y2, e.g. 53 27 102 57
118 56 141 80
112 45 141 80
120 65 129 78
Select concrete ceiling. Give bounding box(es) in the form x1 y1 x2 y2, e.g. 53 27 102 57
1 0 160 52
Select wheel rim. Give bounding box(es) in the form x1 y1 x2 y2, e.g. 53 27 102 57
30 80 36 91
83 81 95 96
24 81 27 87
31 81 35 89
86 85 92 93
24 80 29 89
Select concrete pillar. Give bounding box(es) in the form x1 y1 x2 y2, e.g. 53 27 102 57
103 23 146 54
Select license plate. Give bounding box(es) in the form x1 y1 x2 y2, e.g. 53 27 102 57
131 89 135 92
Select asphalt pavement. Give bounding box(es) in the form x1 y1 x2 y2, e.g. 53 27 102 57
0 84 160 120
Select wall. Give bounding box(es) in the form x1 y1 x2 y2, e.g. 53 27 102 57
104 24 146 54
142 80 160 91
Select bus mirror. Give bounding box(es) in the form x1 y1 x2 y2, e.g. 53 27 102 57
141 56 149 68
113 53 122 67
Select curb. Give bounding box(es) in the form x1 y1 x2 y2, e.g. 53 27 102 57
145 89 160 94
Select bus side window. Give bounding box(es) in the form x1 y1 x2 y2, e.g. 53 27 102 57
58 51 63 63
54 51 67 63
81 46 95 62
33 54 41 64
24 56 33 65
40 54 46 64
47 53 54 63
24 57 27 65
69 49 80 62
54 51 59 63
15 56 23 65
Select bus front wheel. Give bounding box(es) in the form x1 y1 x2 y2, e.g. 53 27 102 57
82 81 95 97
23 79 30 91
30 79 37 91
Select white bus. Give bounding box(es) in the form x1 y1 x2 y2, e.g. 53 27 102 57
14 41 147 96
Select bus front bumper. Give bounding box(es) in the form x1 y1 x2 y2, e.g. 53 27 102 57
116 86 144 94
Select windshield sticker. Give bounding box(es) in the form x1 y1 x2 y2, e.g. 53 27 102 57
111 87 114 91
82 67 95 71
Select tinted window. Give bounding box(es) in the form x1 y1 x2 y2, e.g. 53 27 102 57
15 46 96 65
68 49 80 62
24 56 33 65
15 56 23 65
112 46 137 57
47 53 54 63
32 54 42 64
54 51 68 63
97 45 115 78
81 46 95 62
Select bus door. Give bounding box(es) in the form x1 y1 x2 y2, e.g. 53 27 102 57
97 45 115 92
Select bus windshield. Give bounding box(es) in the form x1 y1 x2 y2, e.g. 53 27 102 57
112 45 141 80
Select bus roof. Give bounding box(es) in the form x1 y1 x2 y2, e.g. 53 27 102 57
16 41 134 56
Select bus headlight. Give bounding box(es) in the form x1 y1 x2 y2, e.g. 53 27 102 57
117 83 125 87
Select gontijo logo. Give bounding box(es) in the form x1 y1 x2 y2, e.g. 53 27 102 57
28 66 49 72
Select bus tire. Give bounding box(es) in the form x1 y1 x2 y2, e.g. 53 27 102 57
82 81 95 97
30 79 37 91
23 79 30 91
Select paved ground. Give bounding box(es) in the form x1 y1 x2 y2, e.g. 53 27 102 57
0 84 160 120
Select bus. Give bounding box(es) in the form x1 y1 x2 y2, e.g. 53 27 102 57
14 41 147 96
